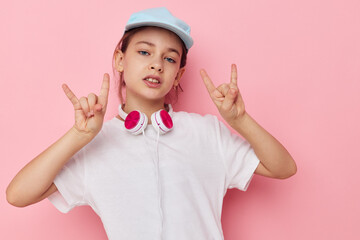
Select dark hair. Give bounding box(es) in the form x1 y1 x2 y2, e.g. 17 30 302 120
111 27 188 105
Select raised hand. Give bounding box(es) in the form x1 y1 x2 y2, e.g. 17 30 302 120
62 73 110 137
200 64 246 126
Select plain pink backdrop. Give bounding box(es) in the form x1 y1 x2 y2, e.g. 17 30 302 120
1 0 359 239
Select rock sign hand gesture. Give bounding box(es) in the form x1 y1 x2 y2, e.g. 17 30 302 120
200 64 246 126
62 73 110 137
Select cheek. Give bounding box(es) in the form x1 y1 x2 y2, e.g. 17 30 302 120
122 58 132 71
122 59 138 80
170 68 181 82
123 54 140 68
167 64 180 76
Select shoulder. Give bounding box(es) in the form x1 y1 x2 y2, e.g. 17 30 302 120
172 111 223 133
83 117 125 148
101 117 124 133
173 111 219 123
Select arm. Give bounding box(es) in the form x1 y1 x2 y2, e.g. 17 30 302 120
230 112 296 179
6 74 110 207
200 65 296 179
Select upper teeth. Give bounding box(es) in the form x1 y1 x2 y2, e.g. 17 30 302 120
145 78 159 83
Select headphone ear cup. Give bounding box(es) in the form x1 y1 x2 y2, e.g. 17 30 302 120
124 111 148 135
151 110 173 134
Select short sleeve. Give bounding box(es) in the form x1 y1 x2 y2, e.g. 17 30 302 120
47 149 87 213
216 118 260 191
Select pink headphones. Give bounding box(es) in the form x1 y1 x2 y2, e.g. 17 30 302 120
118 105 174 135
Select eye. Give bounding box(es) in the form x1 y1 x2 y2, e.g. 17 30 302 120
165 57 176 63
138 50 150 56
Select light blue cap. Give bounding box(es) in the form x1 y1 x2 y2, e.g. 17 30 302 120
125 7 193 50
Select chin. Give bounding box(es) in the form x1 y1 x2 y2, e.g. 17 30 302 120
143 90 170 100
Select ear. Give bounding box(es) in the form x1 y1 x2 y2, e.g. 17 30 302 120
174 67 185 87
114 50 124 72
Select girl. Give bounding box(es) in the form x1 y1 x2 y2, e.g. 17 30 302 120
6 7 296 240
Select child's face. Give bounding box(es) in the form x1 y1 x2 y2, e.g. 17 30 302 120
116 27 185 104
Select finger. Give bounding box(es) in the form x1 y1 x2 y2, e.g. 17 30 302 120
230 64 238 86
222 88 238 112
98 73 110 108
94 103 103 113
217 84 230 97
87 93 97 107
200 69 216 94
62 84 82 110
87 93 98 116
79 97 91 117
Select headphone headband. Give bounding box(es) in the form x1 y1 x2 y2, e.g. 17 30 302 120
118 104 173 119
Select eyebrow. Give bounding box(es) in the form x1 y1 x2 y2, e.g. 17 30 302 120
135 41 181 57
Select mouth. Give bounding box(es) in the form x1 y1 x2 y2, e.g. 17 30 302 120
144 77 160 84
143 75 161 88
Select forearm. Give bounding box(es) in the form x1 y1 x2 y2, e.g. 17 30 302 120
230 113 297 178
6 127 93 207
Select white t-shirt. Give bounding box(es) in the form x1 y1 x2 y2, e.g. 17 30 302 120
48 111 260 240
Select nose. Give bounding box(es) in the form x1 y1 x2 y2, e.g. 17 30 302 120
151 65 162 72
149 59 163 72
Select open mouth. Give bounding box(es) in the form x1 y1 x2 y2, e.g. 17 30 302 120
144 77 160 84
143 76 161 88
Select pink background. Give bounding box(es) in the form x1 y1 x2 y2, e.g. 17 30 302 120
1 0 359 239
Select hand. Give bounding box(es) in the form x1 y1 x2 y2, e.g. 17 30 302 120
62 73 110 137
200 64 246 126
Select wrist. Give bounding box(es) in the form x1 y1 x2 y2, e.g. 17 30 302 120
69 126 97 143
229 112 252 136
228 111 248 128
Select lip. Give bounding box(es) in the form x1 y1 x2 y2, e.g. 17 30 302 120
143 75 162 88
143 75 161 83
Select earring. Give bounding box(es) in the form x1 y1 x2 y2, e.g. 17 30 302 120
173 81 179 90
173 84 183 92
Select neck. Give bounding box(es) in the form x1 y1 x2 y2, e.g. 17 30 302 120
122 97 167 123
